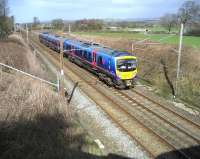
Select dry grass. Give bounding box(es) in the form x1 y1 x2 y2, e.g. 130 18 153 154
0 34 49 80
0 35 106 159
0 38 29 71
0 74 93 159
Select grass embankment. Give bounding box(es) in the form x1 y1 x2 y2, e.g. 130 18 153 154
72 33 200 109
0 35 104 159
75 31 200 48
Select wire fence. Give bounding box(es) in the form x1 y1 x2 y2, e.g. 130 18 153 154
0 62 59 89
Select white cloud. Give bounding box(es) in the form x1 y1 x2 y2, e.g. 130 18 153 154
28 0 74 8
111 0 133 4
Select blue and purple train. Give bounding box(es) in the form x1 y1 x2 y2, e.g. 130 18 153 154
39 32 137 89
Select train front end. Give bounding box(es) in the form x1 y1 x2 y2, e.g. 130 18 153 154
115 56 137 88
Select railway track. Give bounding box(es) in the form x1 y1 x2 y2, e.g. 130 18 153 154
127 89 200 140
29 33 200 159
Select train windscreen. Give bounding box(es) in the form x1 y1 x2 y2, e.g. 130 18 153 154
117 59 137 72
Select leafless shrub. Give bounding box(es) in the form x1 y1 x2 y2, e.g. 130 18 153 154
0 74 69 119
0 34 105 158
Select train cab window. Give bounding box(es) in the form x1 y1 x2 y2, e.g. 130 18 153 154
98 56 103 66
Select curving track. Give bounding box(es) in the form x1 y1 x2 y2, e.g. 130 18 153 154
29 32 200 159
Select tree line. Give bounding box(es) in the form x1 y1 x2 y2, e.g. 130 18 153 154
0 0 14 39
28 0 200 36
160 0 200 35
31 18 104 31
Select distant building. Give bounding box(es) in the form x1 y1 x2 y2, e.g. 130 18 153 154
127 28 145 32
106 26 150 33
107 26 122 31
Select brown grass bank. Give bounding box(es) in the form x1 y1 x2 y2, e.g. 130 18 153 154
0 35 103 159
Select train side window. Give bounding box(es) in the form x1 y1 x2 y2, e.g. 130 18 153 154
80 50 83 57
76 49 78 55
69 45 72 51
71 46 74 52
88 52 92 62
66 44 70 50
84 51 87 59
98 56 103 66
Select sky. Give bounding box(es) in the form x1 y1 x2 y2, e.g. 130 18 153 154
9 0 185 23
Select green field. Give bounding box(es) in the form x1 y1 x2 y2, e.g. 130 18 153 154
74 31 200 48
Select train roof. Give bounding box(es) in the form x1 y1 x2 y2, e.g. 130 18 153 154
64 39 93 51
41 33 134 57
91 46 132 57
47 34 66 41
64 39 133 57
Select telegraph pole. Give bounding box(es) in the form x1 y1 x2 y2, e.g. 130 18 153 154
26 24 29 44
68 24 71 34
175 23 184 97
59 39 65 96
131 42 134 54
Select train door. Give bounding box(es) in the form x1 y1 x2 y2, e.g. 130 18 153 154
92 51 97 67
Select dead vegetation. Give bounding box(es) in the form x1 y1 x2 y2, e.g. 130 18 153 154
74 34 200 108
0 34 105 159
0 73 104 159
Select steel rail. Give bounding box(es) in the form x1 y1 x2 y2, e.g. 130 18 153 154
118 90 200 144
131 89 200 128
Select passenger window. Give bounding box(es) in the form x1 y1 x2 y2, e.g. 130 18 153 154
67 45 70 50
98 56 103 66
80 50 83 57
88 52 92 62
75 48 79 55
71 46 74 52
84 51 87 59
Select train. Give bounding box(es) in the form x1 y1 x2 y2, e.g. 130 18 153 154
39 32 138 89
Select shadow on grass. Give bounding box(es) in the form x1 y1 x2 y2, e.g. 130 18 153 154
0 113 133 159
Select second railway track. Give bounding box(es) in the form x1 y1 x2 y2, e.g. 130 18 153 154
29 33 200 159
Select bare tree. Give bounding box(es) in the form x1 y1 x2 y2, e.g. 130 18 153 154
0 0 8 16
51 19 64 30
160 13 178 33
72 19 104 31
0 0 12 38
33 16 40 29
178 0 200 25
